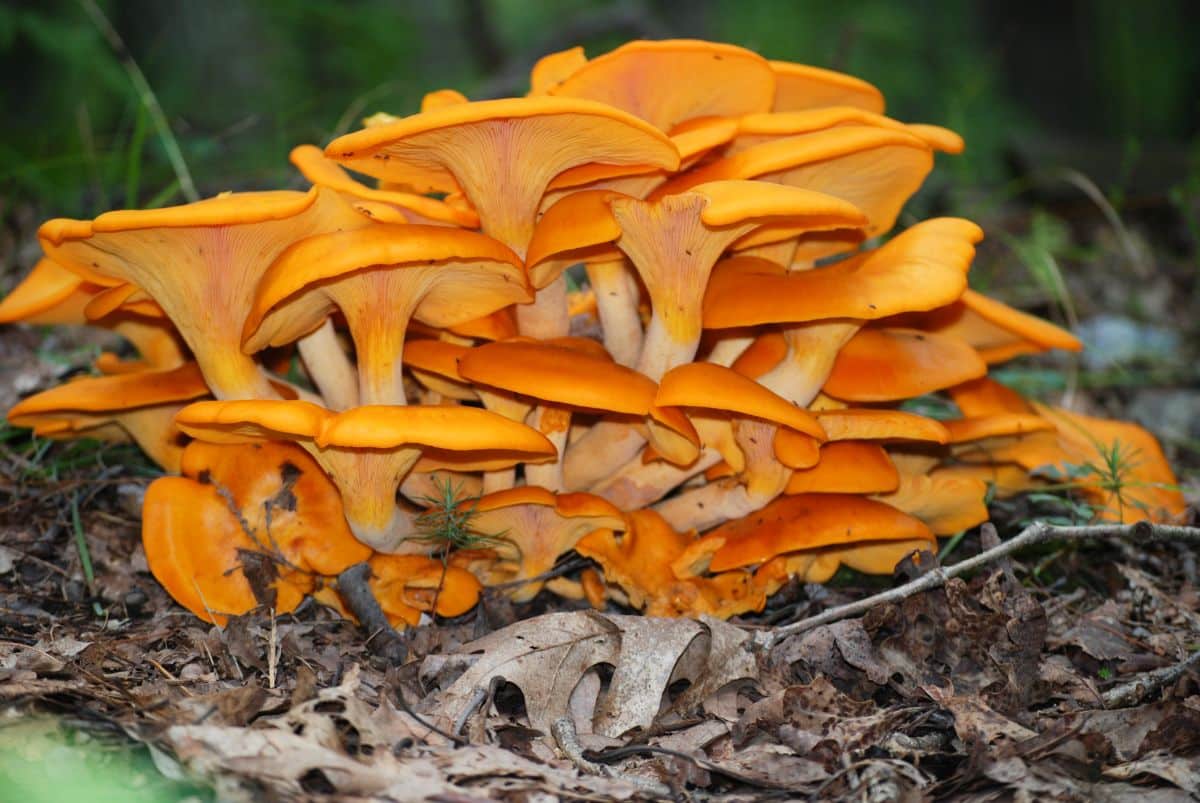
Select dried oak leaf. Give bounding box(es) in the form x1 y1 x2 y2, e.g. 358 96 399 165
422 611 756 739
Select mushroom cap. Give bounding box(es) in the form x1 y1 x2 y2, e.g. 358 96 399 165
367 554 482 623
529 46 587 94
768 60 885 113
179 440 372 576
704 218 983 329
40 187 367 399
656 362 825 440
0 258 86 323
730 331 789 377
873 469 990 535
289 144 479 227
326 96 680 255
823 328 988 402
421 88 469 111
949 377 1035 417
814 408 951 443
457 340 657 415
702 492 933 572
944 414 1054 443
734 108 962 154
142 477 308 625
785 441 900 494
243 223 529 352
545 39 776 131
1034 403 1187 524
8 362 209 419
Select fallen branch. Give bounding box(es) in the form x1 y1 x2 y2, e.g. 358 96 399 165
760 520 1200 649
335 562 407 664
1102 648 1200 709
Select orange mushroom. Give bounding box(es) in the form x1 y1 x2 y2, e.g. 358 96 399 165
769 60 885 113
142 440 371 625
40 188 367 399
242 223 530 406
469 486 625 601
7 362 211 472
325 96 679 338
175 400 556 551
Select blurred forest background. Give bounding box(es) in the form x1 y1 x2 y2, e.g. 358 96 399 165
1 0 1199 477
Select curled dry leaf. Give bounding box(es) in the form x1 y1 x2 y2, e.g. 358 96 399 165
422 610 757 739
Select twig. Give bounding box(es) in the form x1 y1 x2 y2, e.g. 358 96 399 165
760 520 1200 649
336 562 407 664
552 716 671 798
78 0 199 202
1102 648 1200 709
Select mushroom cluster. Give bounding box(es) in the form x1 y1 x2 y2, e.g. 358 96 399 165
3 40 1187 625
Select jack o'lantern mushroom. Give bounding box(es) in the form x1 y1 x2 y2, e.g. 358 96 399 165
528 179 865 489
7 362 211 472
175 399 556 551
325 97 680 338
39 187 368 400
769 59 885 113
242 223 531 407
142 440 371 625
0 258 187 372
468 486 625 601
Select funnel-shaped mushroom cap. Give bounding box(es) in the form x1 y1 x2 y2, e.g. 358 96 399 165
533 181 864 379
786 441 900 494
769 60 885 113
8 363 210 472
403 339 477 401
289 144 479 227
700 493 933 573
243 223 529 405
326 97 680 256
704 218 983 329
873 469 990 535
472 486 625 601
908 288 1083 364
815 408 951 443
656 362 825 440
457 340 657 415
734 108 963 154
545 39 776 131
824 328 988 402
40 188 367 400
654 127 932 262
1034 403 1187 524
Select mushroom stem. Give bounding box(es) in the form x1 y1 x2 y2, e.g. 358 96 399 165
635 315 703 381
654 477 763 532
705 334 754 367
202 352 280 401
516 274 570 339
562 421 646 491
585 260 642 366
296 319 359 411
590 447 723 509
756 321 859 405
350 317 411 406
524 410 569 492
482 467 517 493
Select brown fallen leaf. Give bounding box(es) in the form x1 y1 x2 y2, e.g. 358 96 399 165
422 611 757 739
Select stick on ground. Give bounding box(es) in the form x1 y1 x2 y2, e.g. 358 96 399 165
336 562 407 663
759 520 1200 649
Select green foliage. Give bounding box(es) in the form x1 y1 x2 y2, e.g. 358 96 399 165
413 476 506 554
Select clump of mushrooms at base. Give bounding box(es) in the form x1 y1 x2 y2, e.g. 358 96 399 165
3 39 1187 627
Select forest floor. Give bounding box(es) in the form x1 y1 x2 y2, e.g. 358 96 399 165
1 185 1198 800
